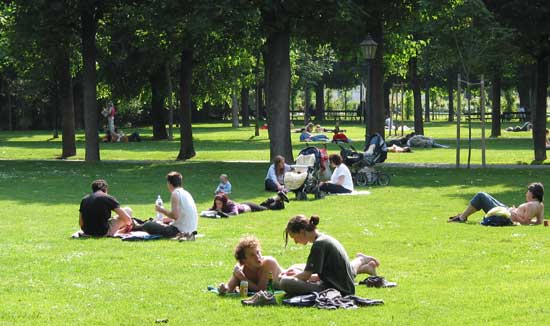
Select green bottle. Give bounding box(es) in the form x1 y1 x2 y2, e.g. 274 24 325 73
267 271 274 293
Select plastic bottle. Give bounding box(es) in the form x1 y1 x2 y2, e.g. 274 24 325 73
155 195 163 221
266 271 274 294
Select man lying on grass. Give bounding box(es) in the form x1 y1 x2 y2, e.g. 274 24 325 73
79 179 133 236
448 182 544 225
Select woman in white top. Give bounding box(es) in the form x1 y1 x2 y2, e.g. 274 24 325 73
319 154 354 194
265 155 291 192
141 171 198 238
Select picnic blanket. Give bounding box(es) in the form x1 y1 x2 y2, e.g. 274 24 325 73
71 230 161 241
119 231 162 241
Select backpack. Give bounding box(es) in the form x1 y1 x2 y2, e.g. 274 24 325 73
480 216 514 227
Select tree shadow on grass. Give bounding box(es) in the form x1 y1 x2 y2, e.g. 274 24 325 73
1 161 548 209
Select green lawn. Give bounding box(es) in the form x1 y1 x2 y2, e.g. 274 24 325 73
1 124 550 325
0 121 547 164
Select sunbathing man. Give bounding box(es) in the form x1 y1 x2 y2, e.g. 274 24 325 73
448 182 544 225
218 236 284 294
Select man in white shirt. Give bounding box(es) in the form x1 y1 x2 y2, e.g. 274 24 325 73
319 154 354 194
141 171 198 239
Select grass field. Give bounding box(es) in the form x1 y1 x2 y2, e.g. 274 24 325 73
1 123 550 325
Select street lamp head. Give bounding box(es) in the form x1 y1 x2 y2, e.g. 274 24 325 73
360 34 378 60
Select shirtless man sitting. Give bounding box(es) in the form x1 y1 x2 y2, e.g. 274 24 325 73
448 182 544 225
218 236 283 294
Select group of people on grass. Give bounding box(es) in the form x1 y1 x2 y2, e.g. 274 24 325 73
264 154 354 194
79 172 198 240
77 133 546 299
296 122 352 143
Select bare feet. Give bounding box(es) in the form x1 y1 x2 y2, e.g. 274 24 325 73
218 282 228 295
357 261 378 276
356 253 380 267
356 253 380 276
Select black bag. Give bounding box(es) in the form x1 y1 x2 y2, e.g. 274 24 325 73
480 215 514 227
259 197 284 210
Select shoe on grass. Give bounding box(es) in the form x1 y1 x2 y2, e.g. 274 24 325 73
277 191 289 203
359 276 397 288
447 214 466 223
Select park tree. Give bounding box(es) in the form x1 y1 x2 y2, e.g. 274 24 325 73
293 42 335 124
80 0 103 162
99 2 175 140
10 0 77 157
484 0 550 161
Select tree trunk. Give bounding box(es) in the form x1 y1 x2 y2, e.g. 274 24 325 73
177 48 195 160
409 56 424 135
166 62 174 140
533 55 547 161
231 92 239 127
369 29 386 139
424 78 431 122
517 64 531 112
315 82 325 122
304 85 311 124
447 70 454 122
73 75 84 129
150 65 168 139
241 87 250 127
490 72 501 138
81 3 100 162
255 56 261 136
264 25 293 161
56 45 76 158
383 82 390 118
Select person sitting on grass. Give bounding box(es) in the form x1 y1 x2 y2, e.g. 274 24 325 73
448 182 544 225
278 214 381 297
215 174 232 195
319 154 354 194
79 179 133 237
300 123 330 142
265 155 292 192
138 171 198 239
218 236 284 294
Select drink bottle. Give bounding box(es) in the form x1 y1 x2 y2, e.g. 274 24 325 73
267 271 274 294
155 195 163 221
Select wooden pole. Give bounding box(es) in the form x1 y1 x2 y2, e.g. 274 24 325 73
166 63 174 141
480 75 486 168
456 74 461 168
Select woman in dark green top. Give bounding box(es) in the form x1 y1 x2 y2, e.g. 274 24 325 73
279 214 380 296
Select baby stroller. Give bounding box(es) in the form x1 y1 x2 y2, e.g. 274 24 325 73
338 133 390 186
284 146 329 200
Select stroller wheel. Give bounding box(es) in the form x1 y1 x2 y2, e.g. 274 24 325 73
296 191 307 201
356 173 368 186
377 173 390 186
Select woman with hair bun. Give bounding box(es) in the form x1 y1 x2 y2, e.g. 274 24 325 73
279 214 380 296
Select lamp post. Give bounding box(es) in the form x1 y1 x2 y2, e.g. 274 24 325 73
360 35 378 141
